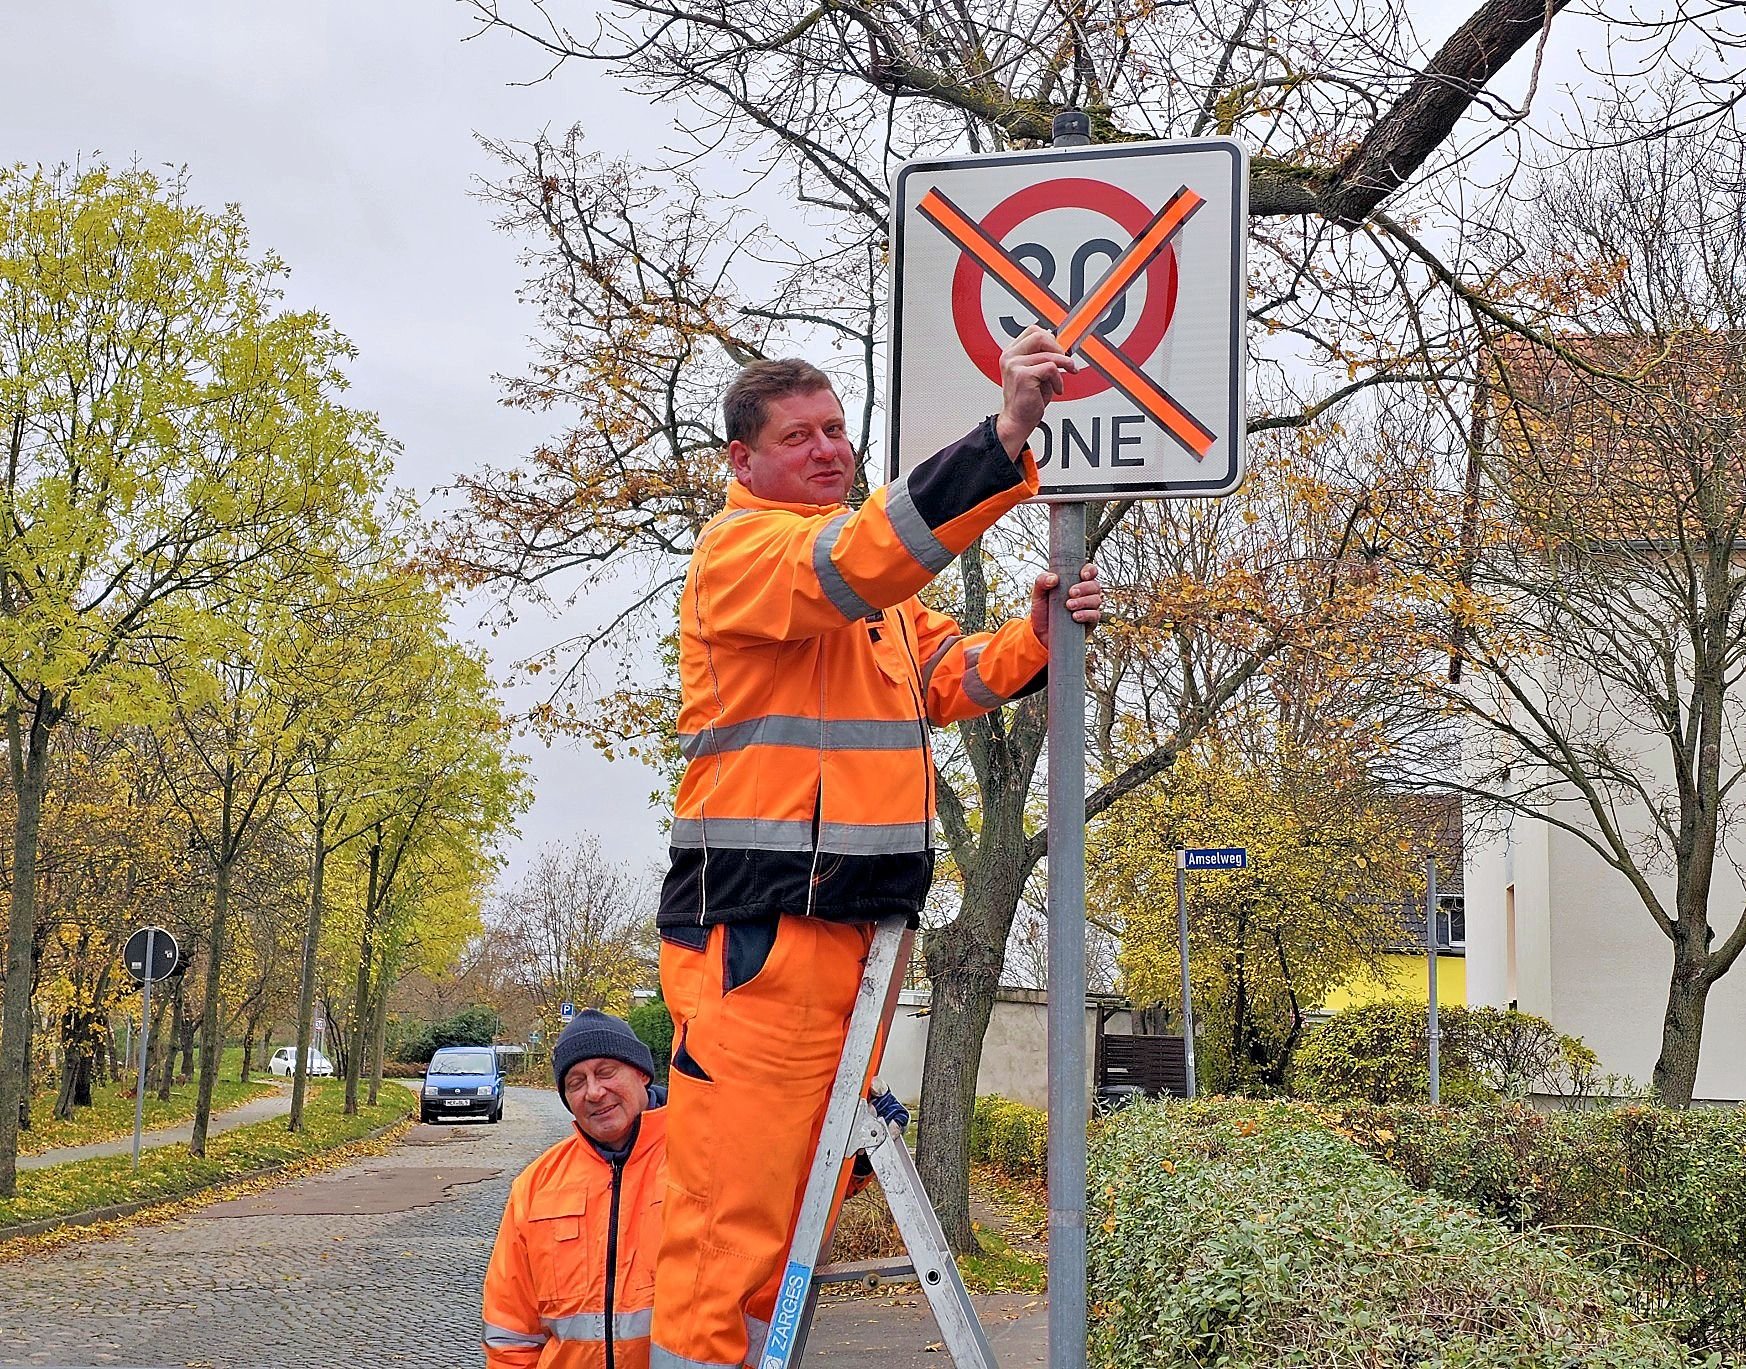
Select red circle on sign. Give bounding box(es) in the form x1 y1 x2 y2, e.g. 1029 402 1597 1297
950 177 1179 402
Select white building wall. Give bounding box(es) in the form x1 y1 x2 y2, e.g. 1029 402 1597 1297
1468 790 1746 1102
878 988 1132 1109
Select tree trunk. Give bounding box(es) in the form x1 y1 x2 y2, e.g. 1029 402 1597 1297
915 781 1031 1253
1651 942 1710 1106
239 1005 262 1082
157 975 183 1101
191 852 233 1157
289 799 329 1133
916 913 1006 1252
0 699 53 1198
178 1003 196 1080
346 841 381 1117
367 968 391 1108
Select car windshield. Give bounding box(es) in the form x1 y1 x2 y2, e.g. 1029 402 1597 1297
431 1051 494 1075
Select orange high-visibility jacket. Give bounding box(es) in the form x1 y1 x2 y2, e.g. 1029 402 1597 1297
658 418 1048 928
482 1106 667 1369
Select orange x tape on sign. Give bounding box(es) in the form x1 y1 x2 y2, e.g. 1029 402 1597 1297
916 184 1216 461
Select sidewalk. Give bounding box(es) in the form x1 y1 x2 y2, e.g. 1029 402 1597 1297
18 1084 294 1171
810 1290 1047 1365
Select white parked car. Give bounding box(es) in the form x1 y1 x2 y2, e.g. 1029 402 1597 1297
267 1046 336 1078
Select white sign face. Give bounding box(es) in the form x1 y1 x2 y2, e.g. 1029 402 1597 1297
887 139 1247 501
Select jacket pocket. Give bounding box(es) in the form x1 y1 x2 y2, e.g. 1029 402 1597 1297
524 1199 593 1312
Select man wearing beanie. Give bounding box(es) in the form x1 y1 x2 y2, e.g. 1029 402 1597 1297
482 1009 667 1369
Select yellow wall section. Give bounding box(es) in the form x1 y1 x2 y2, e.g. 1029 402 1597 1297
1319 953 1467 1013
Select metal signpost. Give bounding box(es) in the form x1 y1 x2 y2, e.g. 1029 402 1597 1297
889 119 1247 1369
1174 848 1250 1101
123 925 181 1169
1426 859 1441 1104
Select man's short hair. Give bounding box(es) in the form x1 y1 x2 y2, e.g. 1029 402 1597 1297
723 359 837 446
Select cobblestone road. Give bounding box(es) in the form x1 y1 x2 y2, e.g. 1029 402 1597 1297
0 1085 573 1368
0 1085 1047 1367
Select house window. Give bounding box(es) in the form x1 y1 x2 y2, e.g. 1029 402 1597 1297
1440 895 1466 948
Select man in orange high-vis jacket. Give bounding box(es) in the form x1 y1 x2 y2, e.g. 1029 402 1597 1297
651 325 1103 1369
483 1011 667 1369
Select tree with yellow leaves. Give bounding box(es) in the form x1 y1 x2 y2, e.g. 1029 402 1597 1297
1095 718 1420 1093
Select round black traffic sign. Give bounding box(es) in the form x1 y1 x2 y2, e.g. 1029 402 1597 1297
123 927 180 984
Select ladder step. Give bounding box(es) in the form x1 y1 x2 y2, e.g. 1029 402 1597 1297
814 1257 918 1287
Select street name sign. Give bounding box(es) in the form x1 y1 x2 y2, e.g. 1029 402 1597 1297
888 138 1247 501
1179 847 1248 871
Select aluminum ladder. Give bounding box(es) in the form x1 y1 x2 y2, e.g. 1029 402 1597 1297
756 916 1000 1369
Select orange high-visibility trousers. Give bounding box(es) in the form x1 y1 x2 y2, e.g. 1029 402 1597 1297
650 916 878 1369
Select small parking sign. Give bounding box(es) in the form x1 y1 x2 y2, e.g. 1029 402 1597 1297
559 1001 575 1023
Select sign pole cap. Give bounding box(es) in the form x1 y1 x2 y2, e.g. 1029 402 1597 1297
1051 109 1091 145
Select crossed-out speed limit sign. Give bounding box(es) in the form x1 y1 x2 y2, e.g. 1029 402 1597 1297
887 139 1247 500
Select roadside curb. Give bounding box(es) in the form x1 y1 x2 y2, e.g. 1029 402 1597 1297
0 1112 414 1244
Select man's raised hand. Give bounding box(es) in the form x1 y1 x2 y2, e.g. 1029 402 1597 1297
995 324 1076 459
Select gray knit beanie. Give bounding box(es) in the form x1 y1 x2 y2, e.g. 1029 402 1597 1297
552 1009 656 1090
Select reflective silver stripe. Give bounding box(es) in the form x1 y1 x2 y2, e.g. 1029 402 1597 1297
543 1312 606 1340
672 816 930 855
885 478 955 574
812 514 877 621
540 1309 652 1342
818 820 930 855
670 817 816 852
961 643 1004 709
919 636 961 696
744 1314 770 1363
679 716 921 760
484 1320 549 1349
652 1348 739 1369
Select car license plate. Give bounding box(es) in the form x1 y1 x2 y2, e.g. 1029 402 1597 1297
444 1099 469 1108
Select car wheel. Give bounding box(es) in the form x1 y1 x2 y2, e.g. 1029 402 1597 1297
490 1103 502 1124
420 1109 433 1125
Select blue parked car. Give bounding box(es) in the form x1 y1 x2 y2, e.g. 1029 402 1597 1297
420 1046 504 1124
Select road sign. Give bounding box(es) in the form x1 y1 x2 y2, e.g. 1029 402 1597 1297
1179 847 1248 871
559 1001 575 1024
123 926 180 984
889 138 1247 501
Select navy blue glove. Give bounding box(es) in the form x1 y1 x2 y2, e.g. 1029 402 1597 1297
871 1088 910 1132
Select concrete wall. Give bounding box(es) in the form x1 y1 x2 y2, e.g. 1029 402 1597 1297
877 988 1133 1109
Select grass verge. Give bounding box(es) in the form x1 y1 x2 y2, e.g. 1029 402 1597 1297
0 1080 415 1232
20 1074 276 1157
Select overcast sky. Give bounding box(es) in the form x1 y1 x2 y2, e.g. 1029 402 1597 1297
1 1 679 884
0 1 1622 901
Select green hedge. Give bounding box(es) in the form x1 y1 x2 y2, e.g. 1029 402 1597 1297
969 1095 1048 1180
1292 1001 1600 1104
1089 1100 1697 1368
1329 1101 1746 1358
627 998 674 1086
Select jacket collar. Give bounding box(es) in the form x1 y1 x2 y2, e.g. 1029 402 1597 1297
569 1096 667 1168
725 479 844 518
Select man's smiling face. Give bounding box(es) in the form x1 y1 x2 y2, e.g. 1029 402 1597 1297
562 1056 649 1148
727 386 857 506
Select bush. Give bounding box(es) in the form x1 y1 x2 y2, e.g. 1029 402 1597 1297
397 1005 502 1064
1291 1001 1597 1104
1328 1100 1746 1358
969 1095 1048 1181
1088 1099 1697 1368
626 997 674 1085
